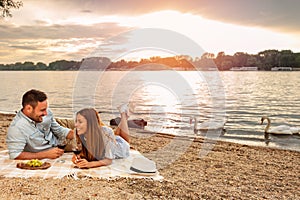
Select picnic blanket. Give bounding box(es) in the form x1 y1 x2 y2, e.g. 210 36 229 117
0 150 163 180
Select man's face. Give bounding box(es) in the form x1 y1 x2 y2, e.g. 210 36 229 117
28 100 48 123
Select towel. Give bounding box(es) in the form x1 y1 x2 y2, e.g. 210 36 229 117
0 150 163 180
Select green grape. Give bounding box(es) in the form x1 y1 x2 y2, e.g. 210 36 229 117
26 159 43 167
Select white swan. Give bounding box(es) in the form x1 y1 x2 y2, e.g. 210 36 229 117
261 116 300 135
189 116 227 135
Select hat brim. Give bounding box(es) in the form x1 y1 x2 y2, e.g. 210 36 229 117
130 166 157 174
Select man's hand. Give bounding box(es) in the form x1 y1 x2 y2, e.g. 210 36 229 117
15 147 64 160
44 147 64 159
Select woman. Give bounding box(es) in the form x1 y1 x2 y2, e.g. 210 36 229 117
72 104 131 169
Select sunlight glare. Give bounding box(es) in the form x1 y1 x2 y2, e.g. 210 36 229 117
115 10 300 55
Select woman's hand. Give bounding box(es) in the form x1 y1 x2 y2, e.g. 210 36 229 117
74 158 93 169
71 154 79 164
72 156 112 169
71 154 90 168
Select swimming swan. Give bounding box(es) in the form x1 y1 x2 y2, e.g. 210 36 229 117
260 116 300 135
189 116 227 135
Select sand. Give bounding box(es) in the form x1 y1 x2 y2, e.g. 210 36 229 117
0 113 299 199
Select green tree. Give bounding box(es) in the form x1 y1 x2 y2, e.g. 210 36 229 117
294 53 300 69
0 0 22 17
36 62 48 70
246 55 258 67
49 60 78 70
215 51 225 68
196 52 215 70
258 50 279 70
215 52 233 70
22 61 35 70
279 50 295 67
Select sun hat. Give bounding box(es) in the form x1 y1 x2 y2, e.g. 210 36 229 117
130 156 157 174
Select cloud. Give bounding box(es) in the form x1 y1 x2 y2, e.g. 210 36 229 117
0 21 133 63
9 45 39 50
27 0 299 34
195 0 300 34
0 21 132 63
0 22 131 39
1 0 299 64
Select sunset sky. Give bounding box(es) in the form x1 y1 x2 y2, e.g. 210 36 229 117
1 0 300 64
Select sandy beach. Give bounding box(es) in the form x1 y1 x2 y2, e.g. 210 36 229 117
0 113 299 199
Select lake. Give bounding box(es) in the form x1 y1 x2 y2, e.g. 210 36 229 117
0 70 299 152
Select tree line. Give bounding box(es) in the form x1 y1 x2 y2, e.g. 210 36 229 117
0 49 299 71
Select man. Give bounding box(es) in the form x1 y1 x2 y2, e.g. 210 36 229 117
6 89 74 160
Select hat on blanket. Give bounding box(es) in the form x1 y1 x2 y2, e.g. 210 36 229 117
130 157 157 174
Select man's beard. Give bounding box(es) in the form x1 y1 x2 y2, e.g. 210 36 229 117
29 112 44 123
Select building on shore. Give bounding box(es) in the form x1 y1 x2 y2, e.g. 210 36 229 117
230 66 258 71
271 67 293 71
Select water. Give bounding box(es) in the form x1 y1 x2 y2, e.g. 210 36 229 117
0 71 299 152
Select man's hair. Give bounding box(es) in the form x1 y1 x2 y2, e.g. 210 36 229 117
22 89 47 108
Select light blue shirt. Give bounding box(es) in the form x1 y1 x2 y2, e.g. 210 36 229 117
78 126 130 160
102 126 130 159
6 109 70 159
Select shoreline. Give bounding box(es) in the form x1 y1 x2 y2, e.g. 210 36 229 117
2 112 299 154
0 113 299 199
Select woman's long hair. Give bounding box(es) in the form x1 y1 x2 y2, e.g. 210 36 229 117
76 108 105 161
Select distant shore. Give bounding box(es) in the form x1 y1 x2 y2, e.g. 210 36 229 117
0 113 299 199
1 49 300 72
1 68 300 71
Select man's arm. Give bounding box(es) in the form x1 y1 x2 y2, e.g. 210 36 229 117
15 147 64 160
6 125 27 159
49 111 72 139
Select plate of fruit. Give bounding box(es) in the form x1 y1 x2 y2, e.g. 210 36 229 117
16 159 51 170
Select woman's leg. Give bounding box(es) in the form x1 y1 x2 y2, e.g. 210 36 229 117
115 104 130 143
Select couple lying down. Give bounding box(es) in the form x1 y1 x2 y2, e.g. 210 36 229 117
6 89 133 169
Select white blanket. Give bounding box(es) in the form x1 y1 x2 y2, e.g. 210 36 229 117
0 150 163 180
